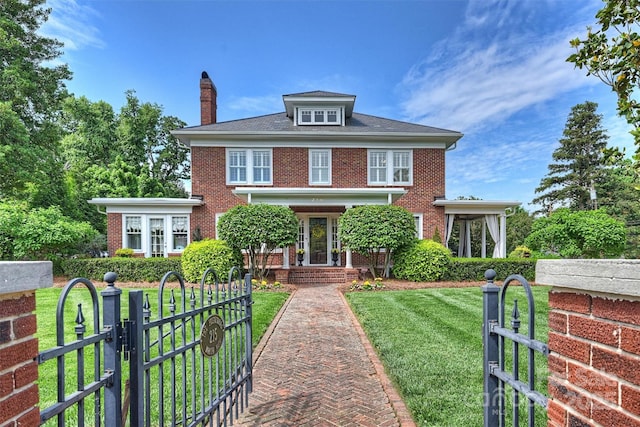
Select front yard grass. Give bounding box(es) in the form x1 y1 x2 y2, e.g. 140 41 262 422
346 285 550 427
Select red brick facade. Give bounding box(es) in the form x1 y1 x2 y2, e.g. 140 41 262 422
189 146 446 242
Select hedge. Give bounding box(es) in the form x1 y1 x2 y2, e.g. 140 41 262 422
441 258 536 282
61 257 183 283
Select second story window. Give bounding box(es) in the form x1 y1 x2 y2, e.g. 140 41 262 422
368 150 412 185
309 149 331 185
227 149 272 185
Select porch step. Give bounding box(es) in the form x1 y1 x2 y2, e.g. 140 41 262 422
284 267 358 285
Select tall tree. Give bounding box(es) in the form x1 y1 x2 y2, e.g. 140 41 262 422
116 90 190 197
0 0 71 206
568 1 640 153
533 101 609 213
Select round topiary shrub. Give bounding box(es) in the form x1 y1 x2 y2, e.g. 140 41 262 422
509 245 532 258
392 239 451 282
181 239 243 283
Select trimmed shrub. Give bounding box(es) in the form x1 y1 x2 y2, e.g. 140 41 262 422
508 245 532 258
442 258 536 282
115 248 134 257
392 239 452 282
61 257 183 282
181 239 243 283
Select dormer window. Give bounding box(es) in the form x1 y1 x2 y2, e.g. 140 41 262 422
296 108 342 125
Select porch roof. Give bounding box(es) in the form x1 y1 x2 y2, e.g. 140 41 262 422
432 199 521 218
232 187 407 206
88 197 204 213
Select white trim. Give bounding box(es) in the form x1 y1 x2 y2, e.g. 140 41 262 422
232 187 406 206
296 107 343 126
89 198 202 214
184 137 455 149
226 148 273 185
413 214 423 239
432 199 521 215
296 214 342 267
309 149 332 185
121 214 191 257
367 149 413 186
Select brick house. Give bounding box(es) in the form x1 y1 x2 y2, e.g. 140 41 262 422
90 72 516 280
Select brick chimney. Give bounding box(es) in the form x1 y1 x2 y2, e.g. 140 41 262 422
200 71 217 125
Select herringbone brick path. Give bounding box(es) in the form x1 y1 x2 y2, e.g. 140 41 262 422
234 282 415 427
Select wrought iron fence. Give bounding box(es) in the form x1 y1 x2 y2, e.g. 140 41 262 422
38 267 252 426
482 269 549 427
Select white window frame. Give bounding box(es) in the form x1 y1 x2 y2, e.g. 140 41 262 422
121 214 191 256
414 214 423 239
367 149 413 185
124 215 143 252
296 107 342 125
226 148 272 185
171 215 189 252
309 149 332 185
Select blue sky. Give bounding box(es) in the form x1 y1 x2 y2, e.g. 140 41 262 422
41 0 633 211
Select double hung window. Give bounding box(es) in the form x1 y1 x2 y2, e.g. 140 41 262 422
309 149 331 185
368 150 412 185
125 216 142 250
227 149 272 184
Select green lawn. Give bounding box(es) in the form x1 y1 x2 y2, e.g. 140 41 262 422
346 285 550 427
36 286 289 426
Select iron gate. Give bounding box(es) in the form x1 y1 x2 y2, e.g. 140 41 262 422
38 267 253 426
482 269 549 427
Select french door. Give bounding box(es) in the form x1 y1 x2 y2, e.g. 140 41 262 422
149 217 165 257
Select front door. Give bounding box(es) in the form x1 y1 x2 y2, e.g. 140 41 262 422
149 217 165 257
309 217 328 265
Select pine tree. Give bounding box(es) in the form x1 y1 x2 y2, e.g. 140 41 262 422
533 101 609 213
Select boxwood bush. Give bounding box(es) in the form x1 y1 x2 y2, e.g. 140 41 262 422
181 239 243 283
392 239 452 282
61 257 183 283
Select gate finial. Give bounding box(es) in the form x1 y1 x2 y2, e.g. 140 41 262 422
104 271 117 287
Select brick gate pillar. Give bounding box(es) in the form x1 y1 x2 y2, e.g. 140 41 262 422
537 259 640 427
0 261 52 426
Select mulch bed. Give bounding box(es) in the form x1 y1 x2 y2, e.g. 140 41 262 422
54 276 491 292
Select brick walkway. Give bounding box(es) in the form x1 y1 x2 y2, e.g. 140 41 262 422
234 282 415 427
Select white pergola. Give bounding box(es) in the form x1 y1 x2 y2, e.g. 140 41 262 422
432 199 521 258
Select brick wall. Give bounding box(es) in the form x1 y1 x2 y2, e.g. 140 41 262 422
537 260 640 427
106 213 122 257
190 146 446 241
0 262 52 427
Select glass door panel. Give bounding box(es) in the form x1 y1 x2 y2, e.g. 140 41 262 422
150 218 165 257
309 217 328 265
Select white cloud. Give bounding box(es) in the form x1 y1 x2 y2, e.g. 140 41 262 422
227 95 283 116
40 0 104 51
399 1 599 133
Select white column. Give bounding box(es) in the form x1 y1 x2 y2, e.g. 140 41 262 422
481 219 486 258
499 213 507 258
346 249 353 268
282 246 290 269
